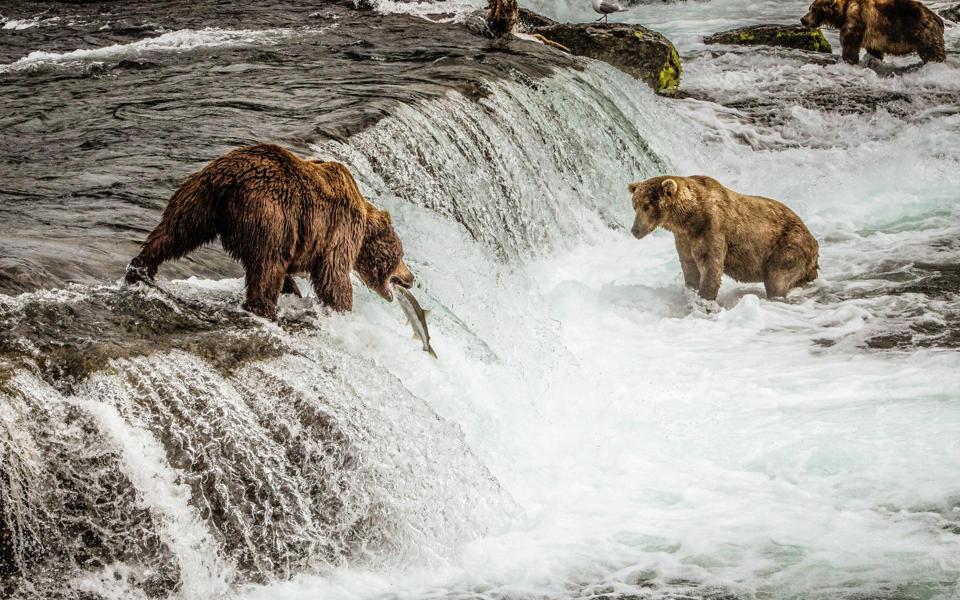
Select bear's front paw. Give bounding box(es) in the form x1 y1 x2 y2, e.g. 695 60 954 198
690 292 722 316
242 300 278 321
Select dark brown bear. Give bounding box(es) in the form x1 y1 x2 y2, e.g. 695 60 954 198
801 0 945 64
125 144 414 319
629 176 819 301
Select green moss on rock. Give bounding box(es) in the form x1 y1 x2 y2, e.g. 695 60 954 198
532 22 683 95
658 43 682 96
704 24 832 54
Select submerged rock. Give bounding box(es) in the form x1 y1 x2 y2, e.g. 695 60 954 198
704 24 832 53
519 14 682 95
940 4 960 22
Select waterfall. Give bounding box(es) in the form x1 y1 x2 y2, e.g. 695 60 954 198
317 63 676 259
0 284 520 597
0 62 681 599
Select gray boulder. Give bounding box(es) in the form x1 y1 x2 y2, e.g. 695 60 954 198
518 10 682 95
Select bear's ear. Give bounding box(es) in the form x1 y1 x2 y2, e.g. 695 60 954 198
367 208 392 233
661 178 679 196
628 182 640 194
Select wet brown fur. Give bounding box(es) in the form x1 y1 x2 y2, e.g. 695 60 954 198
125 144 413 319
487 0 518 36
629 176 820 301
801 0 945 64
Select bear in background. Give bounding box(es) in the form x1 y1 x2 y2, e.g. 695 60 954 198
125 144 414 319
628 176 819 301
801 0 945 64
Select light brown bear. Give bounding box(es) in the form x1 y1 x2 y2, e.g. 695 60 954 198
125 144 414 319
801 0 945 64
628 176 819 301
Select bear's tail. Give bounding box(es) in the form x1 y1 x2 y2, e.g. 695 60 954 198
126 171 219 284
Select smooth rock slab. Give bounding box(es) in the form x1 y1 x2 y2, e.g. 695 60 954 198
526 19 683 95
704 24 832 53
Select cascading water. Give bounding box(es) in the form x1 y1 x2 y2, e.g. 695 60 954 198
1 286 516 598
2 0 959 598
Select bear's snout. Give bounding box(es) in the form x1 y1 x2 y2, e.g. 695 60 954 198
391 261 414 289
801 12 815 27
631 216 655 240
631 223 652 240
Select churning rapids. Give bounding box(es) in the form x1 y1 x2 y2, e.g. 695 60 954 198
1 0 959 599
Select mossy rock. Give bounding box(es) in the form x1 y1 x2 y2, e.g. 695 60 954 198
704 24 832 53
528 22 683 95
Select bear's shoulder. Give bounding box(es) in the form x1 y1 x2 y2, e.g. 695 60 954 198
227 143 303 166
306 160 377 217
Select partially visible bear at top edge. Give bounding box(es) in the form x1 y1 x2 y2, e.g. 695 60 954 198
801 0 945 64
125 144 414 319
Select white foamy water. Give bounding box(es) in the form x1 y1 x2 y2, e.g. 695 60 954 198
372 0 484 21
231 8 960 593
77 392 234 598
2 18 39 31
0 27 318 73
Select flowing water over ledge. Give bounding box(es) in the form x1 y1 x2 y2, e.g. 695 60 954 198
1 0 959 599
0 0 575 294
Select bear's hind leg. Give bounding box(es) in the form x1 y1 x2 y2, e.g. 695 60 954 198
919 41 946 63
126 174 217 284
866 48 884 61
764 270 798 299
243 261 288 320
763 245 811 299
126 225 216 285
126 231 174 284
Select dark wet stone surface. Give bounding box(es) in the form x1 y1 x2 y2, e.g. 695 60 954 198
704 24 832 53
834 259 960 350
523 21 682 94
0 284 282 393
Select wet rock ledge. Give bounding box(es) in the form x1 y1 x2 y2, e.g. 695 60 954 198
515 10 682 96
705 24 832 53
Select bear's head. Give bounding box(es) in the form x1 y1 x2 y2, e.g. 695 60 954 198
628 177 678 240
356 209 414 302
801 0 844 29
